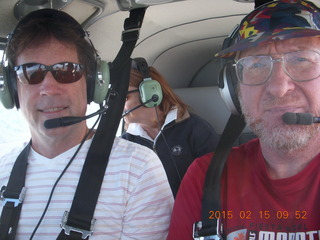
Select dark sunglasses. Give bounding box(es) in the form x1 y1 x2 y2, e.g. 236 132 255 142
14 62 84 85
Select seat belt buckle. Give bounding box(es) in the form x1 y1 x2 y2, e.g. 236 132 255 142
0 186 27 207
60 211 96 239
193 220 223 240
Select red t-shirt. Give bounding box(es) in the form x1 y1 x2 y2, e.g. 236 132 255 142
167 139 320 240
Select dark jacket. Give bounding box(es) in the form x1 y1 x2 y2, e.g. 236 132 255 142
122 110 219 197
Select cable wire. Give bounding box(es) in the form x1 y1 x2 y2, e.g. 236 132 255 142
29 115 101 240
154 106 182 182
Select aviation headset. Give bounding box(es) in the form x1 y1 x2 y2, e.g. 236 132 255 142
132 57 163 108
0 8 110 109
218 24 242 115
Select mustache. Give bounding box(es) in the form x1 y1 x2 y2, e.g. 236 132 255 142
261 92 302 109
239 91 301 128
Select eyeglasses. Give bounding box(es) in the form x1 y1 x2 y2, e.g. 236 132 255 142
125 89 139 101
14 62 84 85
127 89 139 94
234 50 320 86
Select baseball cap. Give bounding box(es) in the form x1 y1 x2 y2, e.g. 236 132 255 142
216 0 320 58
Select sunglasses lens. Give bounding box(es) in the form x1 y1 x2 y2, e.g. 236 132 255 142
15 62 84 85
53 63 83 84
29 66 47 84
15 63 45 84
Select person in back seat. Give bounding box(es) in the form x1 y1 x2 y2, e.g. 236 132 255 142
122 57 219 197
167 0 320 239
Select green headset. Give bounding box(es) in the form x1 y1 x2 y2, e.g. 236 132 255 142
0 8 110 109
132 57 163 108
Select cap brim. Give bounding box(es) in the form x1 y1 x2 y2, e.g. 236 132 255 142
215 28 320 58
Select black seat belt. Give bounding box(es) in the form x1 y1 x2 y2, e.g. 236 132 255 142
193 114 246 239
57 7 146 240
0 141 30 240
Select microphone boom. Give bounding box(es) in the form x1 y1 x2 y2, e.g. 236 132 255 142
122 98 154 117
44 105 108 129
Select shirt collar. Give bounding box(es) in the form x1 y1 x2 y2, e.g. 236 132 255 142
126 108 179 140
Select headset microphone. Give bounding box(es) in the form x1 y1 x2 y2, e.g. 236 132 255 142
282 112 320 125
122 94 159 118
44 105 109 129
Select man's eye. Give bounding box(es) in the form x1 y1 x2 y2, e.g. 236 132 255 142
250 62 264 69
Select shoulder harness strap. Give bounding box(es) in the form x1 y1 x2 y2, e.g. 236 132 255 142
57 8 146 240
0 141 31 240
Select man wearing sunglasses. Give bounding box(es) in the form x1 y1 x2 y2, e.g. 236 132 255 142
0 8 173 240
168 0 320 239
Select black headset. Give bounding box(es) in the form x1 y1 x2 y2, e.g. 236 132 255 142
0 8 110 109
218 24 242 115
132 57 163 108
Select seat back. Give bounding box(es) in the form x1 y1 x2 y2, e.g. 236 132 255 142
173 86 256 146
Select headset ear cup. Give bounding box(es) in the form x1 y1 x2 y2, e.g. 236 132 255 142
218 24 241 115
0 65 15 109
139 79 163 108
92 59 110 104
218 62 241 115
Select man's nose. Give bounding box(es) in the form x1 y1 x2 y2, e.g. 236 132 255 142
265 60 296 97
39 71 62 96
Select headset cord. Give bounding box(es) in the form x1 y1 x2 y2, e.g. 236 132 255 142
29 114 101 240
154 106 182 183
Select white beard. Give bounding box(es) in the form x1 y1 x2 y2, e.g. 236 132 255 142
245 117 319 150
239 94 320 151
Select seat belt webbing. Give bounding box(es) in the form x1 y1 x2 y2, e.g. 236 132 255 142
57 8 146 240
195 115 246 238
0 141 31 240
